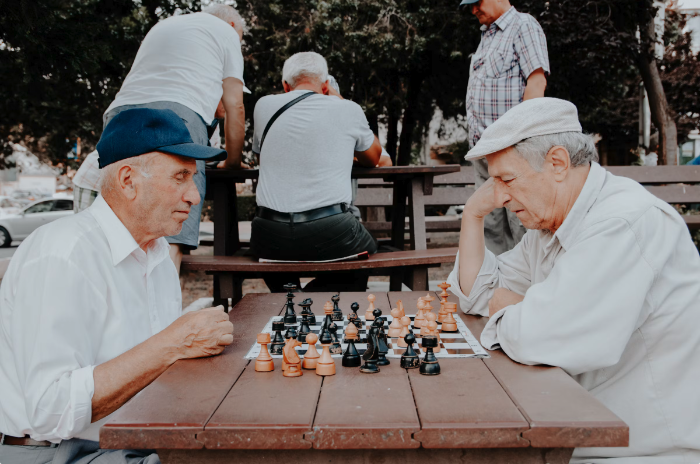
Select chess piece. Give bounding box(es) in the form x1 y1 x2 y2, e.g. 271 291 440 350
437 282 451 323
441 302 459 333
342 321 361 367
365 294 376 320
316 323 336 376
350 302 362 329
397 316 411 348
299 299 315 326
388 308 402 337
421 311 436 336
419 336 440 375
328 323 343 355
322 301 334 333
283 336 303 377
400 333 421 369
270 321 286 355
282 327 297 371
255 333 274 372
414 298 427 329
331 294 343 321
283 283 298 324
345 315 359 340
306 298 317 325
302 333 320 369
298 312 311 343
422 293 435 317
375 316 390 366
360 325 380 374
397 300 405 318
422 319 441 353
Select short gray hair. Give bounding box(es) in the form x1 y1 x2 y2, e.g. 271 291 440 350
514 132 599 172
282 52 328 88
202 4 246 33
100 153 158 199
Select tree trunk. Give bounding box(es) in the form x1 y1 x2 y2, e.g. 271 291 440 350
386 110 399 164
637 16 678 165
397 74 424 166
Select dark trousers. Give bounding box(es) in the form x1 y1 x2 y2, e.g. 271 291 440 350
251 211 378 293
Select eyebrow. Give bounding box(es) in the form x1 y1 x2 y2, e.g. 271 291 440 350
174 168 194 176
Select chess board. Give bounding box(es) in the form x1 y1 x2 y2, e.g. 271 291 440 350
245 314 489 360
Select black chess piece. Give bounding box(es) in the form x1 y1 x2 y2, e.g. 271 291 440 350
419 336 441 375
283 283 297 324
301 298 317 325
400 333 421 369
342 338 361 367
328 323 343 355
331 294 343 321
285 325 298 341
319 318 333 346
375 316 390 366
269 321 285 355
360 325 380 374
350 302 362 329
298 312 311 343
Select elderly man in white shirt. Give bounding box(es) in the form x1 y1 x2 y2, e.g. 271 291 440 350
0 108 234 464
447 98 700 463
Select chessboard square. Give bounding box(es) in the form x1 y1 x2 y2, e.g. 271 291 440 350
443 343 473 349
445 348 476 355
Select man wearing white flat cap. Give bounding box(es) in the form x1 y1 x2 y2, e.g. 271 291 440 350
447 97 700 463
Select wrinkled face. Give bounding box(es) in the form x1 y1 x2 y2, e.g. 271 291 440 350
133 153 200 239
470 0 505 26
487 147 557 230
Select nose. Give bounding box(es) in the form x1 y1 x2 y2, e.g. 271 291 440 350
183 177 201 206
493 180 511 207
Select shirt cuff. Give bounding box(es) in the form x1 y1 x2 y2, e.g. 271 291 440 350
480 307 507 350
66 365 95 438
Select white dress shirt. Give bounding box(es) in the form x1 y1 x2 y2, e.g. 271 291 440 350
447 163 700 463
0 196 181 443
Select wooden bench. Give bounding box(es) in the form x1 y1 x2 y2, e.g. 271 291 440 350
357 165 700 233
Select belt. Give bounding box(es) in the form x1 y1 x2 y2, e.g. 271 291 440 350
0 433 57 447
256 203 348 223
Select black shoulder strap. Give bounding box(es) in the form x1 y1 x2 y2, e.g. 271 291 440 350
259 91 316 151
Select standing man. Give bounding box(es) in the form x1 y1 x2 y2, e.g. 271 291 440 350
73 4 247 273
461 0 549 254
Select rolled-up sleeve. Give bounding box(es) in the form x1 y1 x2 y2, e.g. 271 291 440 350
515 16 550 78
10 256 106 440
446 232 534 317
481 218 654 376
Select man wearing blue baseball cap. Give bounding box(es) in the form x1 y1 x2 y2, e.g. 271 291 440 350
0 109 233 464
461 0 550 256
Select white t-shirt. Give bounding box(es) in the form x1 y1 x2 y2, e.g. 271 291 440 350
106 13 244 122
253 91 375 213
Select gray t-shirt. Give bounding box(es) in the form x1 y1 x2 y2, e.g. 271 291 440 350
252 90 375 213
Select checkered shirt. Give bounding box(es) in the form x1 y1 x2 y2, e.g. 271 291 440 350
466 7 550 148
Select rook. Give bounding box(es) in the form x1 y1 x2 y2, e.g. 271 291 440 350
270 321 286 355
419 336 441 375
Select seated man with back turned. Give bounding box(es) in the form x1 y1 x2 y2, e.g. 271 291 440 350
250 51 383 292
448 97 700 463
0 109 234 464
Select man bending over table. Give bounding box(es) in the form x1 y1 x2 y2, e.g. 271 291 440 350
0 109 234 463
447 98 700 463
250 51 383 292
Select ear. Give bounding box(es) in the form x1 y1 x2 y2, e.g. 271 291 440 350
282 81 291 93
545 146 571 182
321 80 330 95
117 164 138 201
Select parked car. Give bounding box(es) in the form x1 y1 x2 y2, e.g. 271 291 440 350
0 198 74 247
0 196 23 217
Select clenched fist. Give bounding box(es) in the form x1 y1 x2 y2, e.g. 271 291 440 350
464 177 502 220
162 306 234 359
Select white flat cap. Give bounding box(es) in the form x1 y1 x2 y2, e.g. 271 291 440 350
465 97 582 161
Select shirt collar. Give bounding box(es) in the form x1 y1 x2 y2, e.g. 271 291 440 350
549 162 607 251
88 195 170 267
482 6 517 32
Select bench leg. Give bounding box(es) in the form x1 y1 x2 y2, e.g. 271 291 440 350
404 267 428 291
389 270 404 292
213 274 243 312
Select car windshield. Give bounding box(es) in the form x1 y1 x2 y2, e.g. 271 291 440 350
25 201 54 214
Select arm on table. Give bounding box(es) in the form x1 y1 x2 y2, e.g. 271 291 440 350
91 307 233 422
354 135 382 167
522 68 547 101
219 77 246 170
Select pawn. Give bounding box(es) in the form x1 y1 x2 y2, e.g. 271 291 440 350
350 302 362 329
270 321 286 355
397 316 411 348
419 336 441 376
365 294 376 320
441 302 459 333
400 333 421 369
302 333 320 369
422 319 441 353
316 330 336 376
328 323 343 355
414 298 427 329
344 316 359 340
342 324 361 367
388 308 403 338
255 333 274 372
421 311 436 336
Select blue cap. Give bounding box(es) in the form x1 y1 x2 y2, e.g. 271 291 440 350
459 0 479 7
96 108 227 168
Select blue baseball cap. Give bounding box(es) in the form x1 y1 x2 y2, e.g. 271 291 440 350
96 108 227 168
459 0 479 7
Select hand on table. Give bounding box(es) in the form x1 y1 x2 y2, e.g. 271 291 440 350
488 288 524 317
463 177 502 220
162 306 234 359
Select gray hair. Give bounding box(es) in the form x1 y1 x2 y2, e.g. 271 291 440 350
99 153 158 199
202 4 246 33
282 52 329 88
514 132 599 172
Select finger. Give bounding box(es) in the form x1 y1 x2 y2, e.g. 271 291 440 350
218 333 234 346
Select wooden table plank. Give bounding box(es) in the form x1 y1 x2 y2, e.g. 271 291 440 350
100 293 288 450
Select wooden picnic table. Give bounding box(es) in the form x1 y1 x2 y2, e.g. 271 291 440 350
101 291 628 463
205 165 461 255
